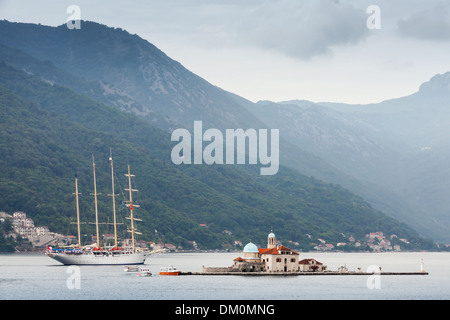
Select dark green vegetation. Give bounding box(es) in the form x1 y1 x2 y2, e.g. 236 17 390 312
0 218 17 252
0 20 433 250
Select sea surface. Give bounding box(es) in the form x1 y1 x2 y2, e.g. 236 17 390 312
0 251 449 300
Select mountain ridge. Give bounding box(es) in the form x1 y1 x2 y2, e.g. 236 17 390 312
258 72 450 241
0 62 426 250
0 19 440 246
0 20 367 194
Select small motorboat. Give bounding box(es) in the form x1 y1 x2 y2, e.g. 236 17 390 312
124 266 139 272
124 266 151 273
159 265 180 275
137 271 153 277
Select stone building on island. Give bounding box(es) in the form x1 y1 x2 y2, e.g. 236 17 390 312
225 232 327 273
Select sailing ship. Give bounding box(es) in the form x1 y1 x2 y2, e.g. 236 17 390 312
46 153 153 265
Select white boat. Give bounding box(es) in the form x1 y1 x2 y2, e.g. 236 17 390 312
159 265 180 275
46 153 152 265
137 271 153 277
124 265 151 273
48 248 150 265
124 265 140 272
123 265 153 276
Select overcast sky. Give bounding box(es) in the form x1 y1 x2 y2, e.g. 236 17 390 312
1 0 450 104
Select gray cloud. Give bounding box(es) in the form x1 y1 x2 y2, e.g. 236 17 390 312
233 0 369 60
397 2 450 41
128 0 371 61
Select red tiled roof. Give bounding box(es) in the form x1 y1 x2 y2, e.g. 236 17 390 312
260 247 280 255
299 258 323 265
233 257 245 261
277 245 299 255
258 245 299 255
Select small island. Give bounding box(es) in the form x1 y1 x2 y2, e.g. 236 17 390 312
180 231 429 276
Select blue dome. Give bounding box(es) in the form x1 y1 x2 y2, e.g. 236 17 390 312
243 242 259 253
268 232 276 238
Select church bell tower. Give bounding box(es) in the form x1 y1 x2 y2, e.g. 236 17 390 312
267 231 276 249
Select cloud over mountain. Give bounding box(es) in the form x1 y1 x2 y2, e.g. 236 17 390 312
234 0 369 60
397 2 450 41
127 0 370 60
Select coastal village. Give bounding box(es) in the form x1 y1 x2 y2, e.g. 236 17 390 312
0 211 173 252
1 210 415 253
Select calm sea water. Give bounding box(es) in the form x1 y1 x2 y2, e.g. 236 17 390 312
0 251 449 300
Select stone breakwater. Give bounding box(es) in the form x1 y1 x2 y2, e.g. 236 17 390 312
179 271 429 276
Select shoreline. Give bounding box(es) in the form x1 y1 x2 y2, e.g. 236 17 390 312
180 271 429 276
1 249 449 255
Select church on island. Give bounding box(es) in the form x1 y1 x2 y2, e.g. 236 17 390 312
204 232 327 273
198 231 428 276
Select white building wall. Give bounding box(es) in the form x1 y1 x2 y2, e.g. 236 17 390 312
263 254 299 272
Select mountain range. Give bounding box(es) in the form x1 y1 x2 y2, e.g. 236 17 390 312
0 19 444 248
246 73 450 241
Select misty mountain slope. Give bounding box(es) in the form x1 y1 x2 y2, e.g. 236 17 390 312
0 19 444 242
0 84 231 248
0 62 425 249
320 72 450 149
0 20 262 131
0 20 367 192
247 100 410 187
0 43 176 131
227 93 430 236
251 73 450 241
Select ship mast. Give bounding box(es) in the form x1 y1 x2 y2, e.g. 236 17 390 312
73 174 81 248
92 154 101 249
125 165 140 251
109 150 118 249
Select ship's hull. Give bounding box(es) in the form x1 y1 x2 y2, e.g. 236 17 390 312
159 271 179 275
47 251 150 265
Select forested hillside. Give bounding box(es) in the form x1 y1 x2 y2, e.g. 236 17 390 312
0 20 433 251
0 62 427 250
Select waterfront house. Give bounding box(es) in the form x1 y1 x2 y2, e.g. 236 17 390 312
298 259 327 272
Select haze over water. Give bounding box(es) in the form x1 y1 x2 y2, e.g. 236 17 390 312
1 252 448 300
